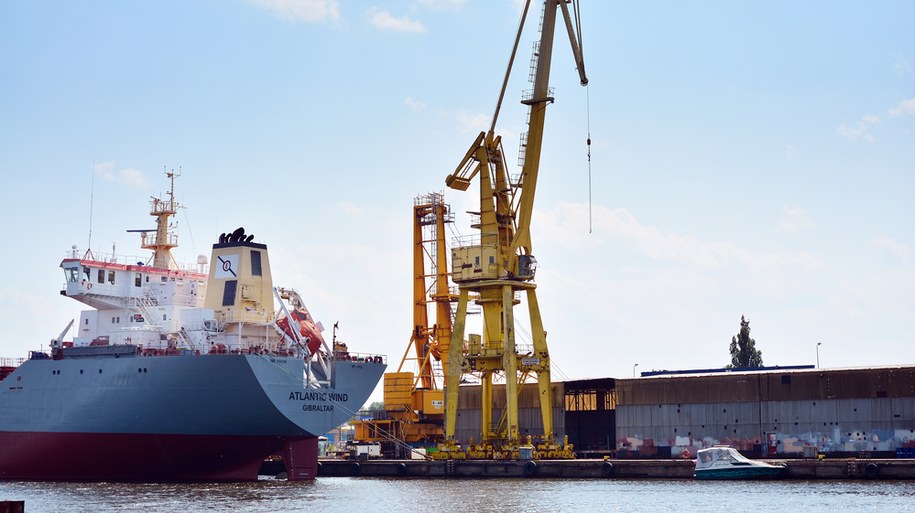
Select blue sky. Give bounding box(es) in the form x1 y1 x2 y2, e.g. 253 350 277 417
1 1 913 400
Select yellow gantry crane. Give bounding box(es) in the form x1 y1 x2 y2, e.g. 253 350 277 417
438 0 588 459
355 193 455 455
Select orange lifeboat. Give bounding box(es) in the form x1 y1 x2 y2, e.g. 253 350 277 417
276 308 324 355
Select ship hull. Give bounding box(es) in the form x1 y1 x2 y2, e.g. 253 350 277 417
0 352 384 481
695 465 784 480
0 431 315 482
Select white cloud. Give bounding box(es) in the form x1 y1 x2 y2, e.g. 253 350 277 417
836 114 878 142
404 96 426 111
889 97 915 117
456 111 489 133
417 0 467 9
118 168 148 188
538 202 823 273
248 0 340 23
93 161 115 177
871 236 910 261
337 201 364 217
93 162 148 188
890 52 912 77
779 205 815 233
368 8 426 33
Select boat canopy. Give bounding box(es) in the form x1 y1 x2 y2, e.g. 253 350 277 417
696 446 753 470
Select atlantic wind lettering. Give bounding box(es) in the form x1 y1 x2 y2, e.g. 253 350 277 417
288 391 349 402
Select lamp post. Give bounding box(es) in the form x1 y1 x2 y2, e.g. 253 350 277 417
816 342 822 368
633 363 639 378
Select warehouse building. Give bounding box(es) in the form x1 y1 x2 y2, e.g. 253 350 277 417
452 366 915 458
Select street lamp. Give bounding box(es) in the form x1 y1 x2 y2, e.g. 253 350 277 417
633 363 639 378
816 342 822 368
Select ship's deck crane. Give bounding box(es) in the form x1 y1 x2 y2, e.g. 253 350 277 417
437 0 587 459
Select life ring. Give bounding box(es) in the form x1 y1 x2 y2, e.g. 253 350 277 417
681 449 691 459
87 283 92 290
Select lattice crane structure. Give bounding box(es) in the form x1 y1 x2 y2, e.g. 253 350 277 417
436 0 588 460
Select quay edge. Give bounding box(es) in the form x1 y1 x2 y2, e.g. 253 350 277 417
312 458 915 479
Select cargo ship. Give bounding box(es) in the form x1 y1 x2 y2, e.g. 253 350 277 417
0 173 386 481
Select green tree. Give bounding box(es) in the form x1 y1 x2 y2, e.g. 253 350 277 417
364 401 385 412
728 315 763 368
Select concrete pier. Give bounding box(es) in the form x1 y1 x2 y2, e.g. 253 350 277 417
313 458 915 479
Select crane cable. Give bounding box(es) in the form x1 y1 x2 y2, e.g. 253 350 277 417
587 84 592 234
571 0 592 234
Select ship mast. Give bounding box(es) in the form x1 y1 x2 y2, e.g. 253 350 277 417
141 170 180 269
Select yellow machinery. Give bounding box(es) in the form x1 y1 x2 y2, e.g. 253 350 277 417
435 0 588 460
354 193 455 454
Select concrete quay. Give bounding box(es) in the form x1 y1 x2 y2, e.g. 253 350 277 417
312 458 915 479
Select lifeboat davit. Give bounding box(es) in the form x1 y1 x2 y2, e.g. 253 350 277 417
276 308 324 355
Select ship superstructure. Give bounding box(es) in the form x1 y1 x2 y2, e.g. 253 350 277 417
0 173 385 481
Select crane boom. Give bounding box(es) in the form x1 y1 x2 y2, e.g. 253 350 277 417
438 0 588 459
512 0 588 258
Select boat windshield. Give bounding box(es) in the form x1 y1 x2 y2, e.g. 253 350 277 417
696 447 750 469
64 267 80 283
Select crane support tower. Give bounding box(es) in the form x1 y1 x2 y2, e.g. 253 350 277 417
354 193 456 455
436 0 587 460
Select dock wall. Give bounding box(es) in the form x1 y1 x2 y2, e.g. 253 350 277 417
615 367 915 457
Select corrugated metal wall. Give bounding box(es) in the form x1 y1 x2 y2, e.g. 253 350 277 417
452 382 566 444
617 367 915 404
615 367 915 456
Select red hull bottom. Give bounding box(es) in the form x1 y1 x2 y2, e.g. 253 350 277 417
0 432 317 482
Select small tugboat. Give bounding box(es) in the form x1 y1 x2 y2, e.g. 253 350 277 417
0 172 386 482
694 446 785 480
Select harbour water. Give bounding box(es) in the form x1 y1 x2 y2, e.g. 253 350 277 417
2 477 913 512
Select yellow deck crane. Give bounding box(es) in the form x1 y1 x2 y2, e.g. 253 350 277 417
354 193 455 456
435 0 588 460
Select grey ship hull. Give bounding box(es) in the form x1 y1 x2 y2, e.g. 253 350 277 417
0 351 385 481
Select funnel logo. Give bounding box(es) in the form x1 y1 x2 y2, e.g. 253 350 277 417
215 254 239 279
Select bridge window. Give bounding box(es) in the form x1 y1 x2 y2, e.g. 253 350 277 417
222 280 238 307
97 269 104 284
251 250 262 276
107 271 115 284
135 273 142 287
